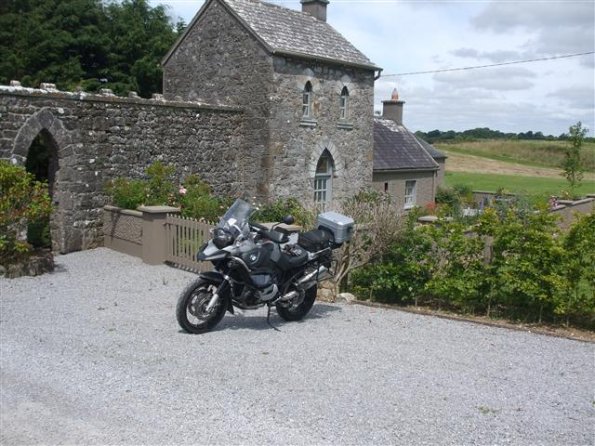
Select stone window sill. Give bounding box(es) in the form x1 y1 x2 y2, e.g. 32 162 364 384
300 118 318 128
337 121 354 130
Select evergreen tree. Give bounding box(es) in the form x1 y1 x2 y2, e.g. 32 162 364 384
0 0 182 97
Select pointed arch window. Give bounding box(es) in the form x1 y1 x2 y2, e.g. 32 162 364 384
340 86 349 119
302 81 313 118
314 150 334 205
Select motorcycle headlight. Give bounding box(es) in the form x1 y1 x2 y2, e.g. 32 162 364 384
213 228 233 249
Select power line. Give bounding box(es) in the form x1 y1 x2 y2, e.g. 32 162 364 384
382 51 595 77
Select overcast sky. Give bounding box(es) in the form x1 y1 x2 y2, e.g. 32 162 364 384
149 0 595 136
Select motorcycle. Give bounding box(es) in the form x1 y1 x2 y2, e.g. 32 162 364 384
176 198 354 334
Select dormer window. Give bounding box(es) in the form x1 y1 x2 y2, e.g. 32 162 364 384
302 82 312 118
340 86 349 119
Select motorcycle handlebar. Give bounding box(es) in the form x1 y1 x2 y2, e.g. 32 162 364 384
250 222 288 244
250 222 268 232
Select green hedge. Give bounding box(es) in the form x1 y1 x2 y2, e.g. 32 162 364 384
351 206 595 329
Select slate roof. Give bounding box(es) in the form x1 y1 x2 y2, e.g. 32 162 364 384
164 0 380 70
418 138 447 160
374 119 440 171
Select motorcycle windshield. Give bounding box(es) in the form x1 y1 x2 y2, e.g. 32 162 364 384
218 199 253 236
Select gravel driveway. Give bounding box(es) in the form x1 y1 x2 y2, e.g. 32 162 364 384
1 248 593 445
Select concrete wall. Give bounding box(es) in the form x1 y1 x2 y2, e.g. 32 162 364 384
553 197 595 230
372 170 436 211
0 86 244 253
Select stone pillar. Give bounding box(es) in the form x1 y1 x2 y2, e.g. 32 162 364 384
138 205 180 265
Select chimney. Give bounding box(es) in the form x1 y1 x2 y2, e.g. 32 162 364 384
301 0 329 22
382 88 405 125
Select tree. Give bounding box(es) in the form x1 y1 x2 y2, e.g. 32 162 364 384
562 121 588 197
0 0 181 97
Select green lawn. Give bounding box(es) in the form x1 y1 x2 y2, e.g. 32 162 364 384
445 171 595 196
436 139 595 172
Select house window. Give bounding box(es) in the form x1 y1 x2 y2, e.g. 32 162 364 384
303 82 313 118
314 150 333 204
340 86 349 119
404 180 417 209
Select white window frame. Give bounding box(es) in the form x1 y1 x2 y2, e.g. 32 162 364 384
314 151 333 205
303 82 312 118
404 180 417 209
340 86 348 120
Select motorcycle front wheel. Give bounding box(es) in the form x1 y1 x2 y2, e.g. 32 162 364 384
176 278 228 334
276 285 317 322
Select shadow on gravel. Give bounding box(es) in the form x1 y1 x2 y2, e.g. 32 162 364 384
211 303 342 333
48 263 68 275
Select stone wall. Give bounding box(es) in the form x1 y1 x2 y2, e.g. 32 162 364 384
162 0 376 206
268 56 375 205
0 85 245 253
163 0 274 196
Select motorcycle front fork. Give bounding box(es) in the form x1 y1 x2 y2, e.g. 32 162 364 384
205 276 230 313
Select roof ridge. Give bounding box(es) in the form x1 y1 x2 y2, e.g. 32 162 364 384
163 0 380 70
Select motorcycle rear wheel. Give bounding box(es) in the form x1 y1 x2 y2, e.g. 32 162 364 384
176 278 228 334
276 285 317 321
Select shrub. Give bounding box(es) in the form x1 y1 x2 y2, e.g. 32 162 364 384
558 212 595 326
0 161 52 265
105 163 231 222
105 177 146 209
106 161 177 209
435 186 462 216
144 161 176 206
424 220 488 313
252 197 315 227
477 206 565 322
334 190 405 294
351 212 433 304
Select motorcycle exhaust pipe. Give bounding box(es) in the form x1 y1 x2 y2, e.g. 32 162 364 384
299 265 329 286
278 266 330 302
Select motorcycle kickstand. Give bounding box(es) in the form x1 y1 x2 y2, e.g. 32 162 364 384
266 304 281 332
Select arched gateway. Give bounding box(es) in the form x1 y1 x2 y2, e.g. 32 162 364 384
11 108 74 253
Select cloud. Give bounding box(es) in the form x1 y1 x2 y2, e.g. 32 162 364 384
472 2 594 31
433 67 536 91
155 0 594 136
451 48 525 63
547 85 595 111
472 1 595 55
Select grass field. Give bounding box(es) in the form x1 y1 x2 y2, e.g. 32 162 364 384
445 171 595 196
436 139 595 172
436 138 595 195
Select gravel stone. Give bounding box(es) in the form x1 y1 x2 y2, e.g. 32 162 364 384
1 248 593 445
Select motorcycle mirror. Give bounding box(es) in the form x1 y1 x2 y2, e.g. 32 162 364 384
282 215 295 225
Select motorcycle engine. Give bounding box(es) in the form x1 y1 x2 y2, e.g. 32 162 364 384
251 273 279 302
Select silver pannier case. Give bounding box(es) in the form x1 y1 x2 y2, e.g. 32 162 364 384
317 212 355 244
